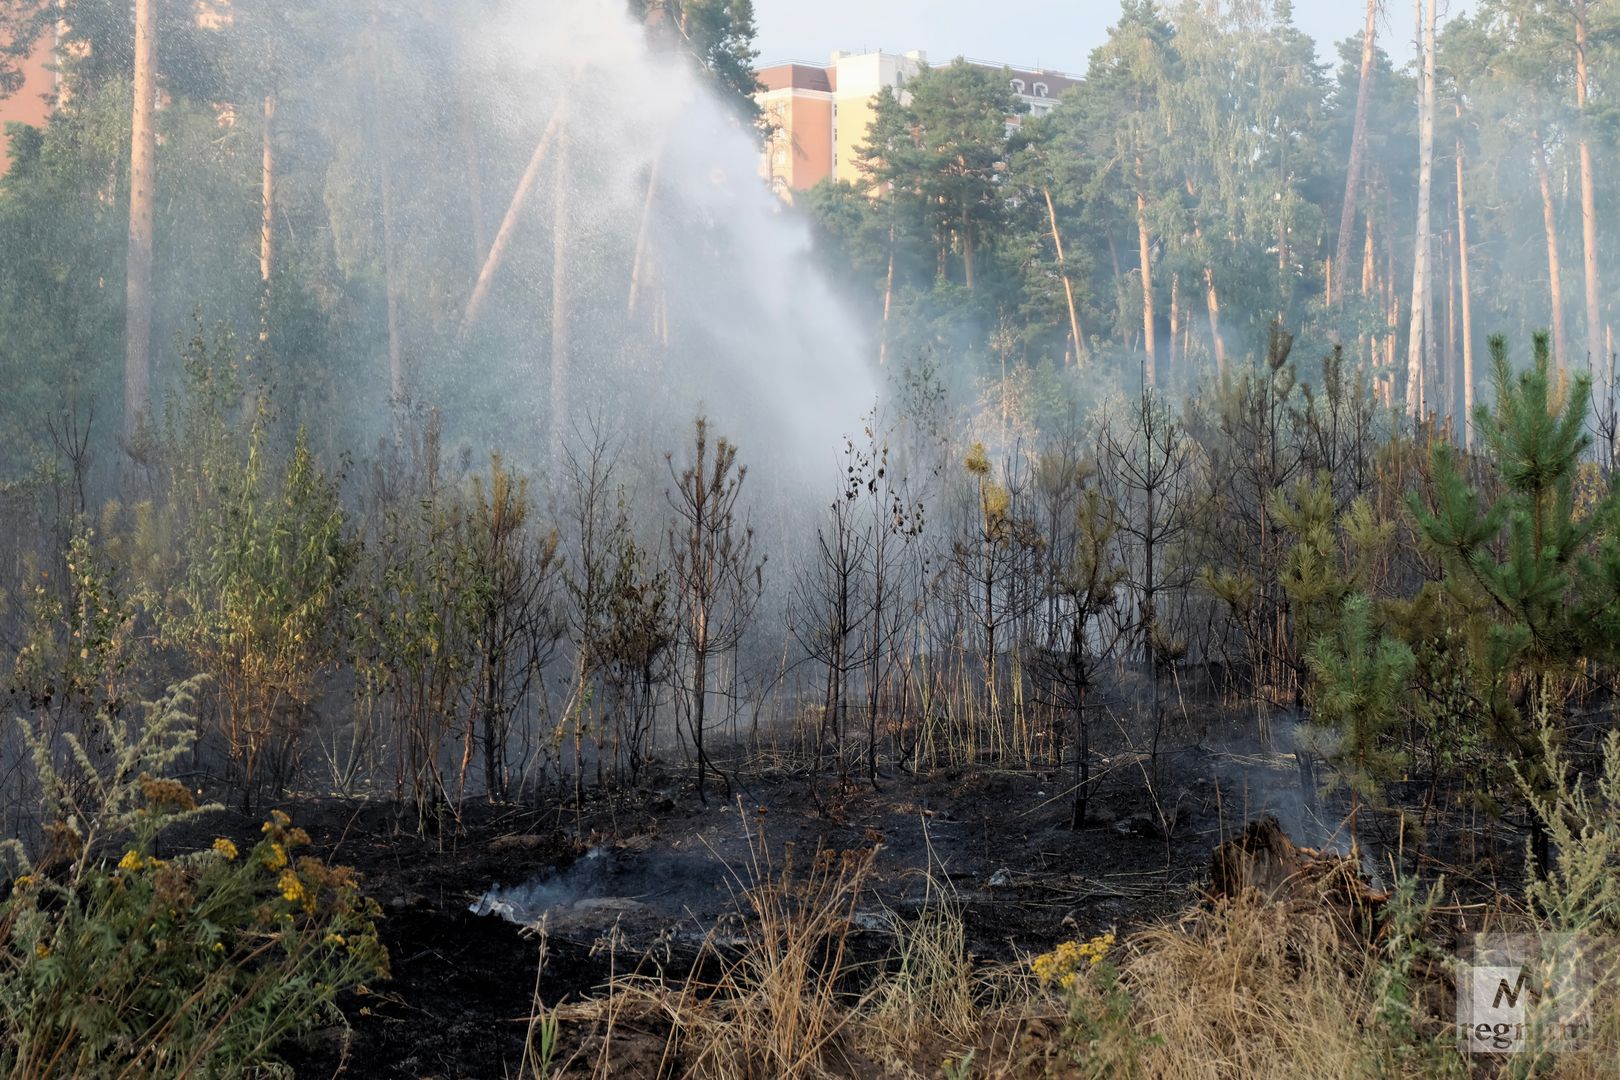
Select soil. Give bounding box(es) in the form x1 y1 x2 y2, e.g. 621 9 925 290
161 729 1514 1078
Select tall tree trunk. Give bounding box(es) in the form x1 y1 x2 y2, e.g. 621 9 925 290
1044 186 1085 365
549 128 572 475
1532 128 1569 375
455 90 487 282
379 141 403 413
627 150 662 315
1204 265 1226 373
1169 272 1180 388
961 208 976 290
1405 0 1437 420
369 26 404 422
879 220 895 366
1455 100 1476 449
1135 159 1156 386
1445 229 1456 424
461 101 565 337
1576 0 1603 394
1333 0 1379 310
260 97 275 285
124 0 156 464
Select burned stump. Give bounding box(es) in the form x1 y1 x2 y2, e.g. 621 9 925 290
1209 816 1388 939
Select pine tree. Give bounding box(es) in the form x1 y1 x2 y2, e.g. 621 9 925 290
1411 333 1610 869
1306 593 1415 835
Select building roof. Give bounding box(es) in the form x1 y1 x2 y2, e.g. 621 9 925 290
756 63 834 94
986 63 1083 98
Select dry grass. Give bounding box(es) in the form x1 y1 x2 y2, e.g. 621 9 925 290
557 808 877 1079
523 803 1620 1080
1107 898 1390 1079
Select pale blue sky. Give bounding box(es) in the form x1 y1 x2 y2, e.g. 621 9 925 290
752 0 1474 76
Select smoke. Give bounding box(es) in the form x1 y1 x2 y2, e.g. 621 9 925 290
471 844 728 926
450 0 877 490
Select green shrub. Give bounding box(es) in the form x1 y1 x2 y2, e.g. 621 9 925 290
0 680 387 1078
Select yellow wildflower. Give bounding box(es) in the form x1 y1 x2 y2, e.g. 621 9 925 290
263 842 287 870
118 850 143 872
1031 931 1115 992
324 933 346 948
211 941 225 954
212 838 239 861
34 943 50 959
278 870 306 905
14 874 35 890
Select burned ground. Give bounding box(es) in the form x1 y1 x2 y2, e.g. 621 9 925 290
151 711 1535 1079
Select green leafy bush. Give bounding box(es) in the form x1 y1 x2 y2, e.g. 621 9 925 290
0 680 387 1078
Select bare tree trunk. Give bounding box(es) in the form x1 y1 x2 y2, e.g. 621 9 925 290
1044 186 1085 365
1203 261 1226 373
460 102 565 337
455 90 487 282
368 31 404 422
1532 129 1569 375
1405 0 1436 420
1576 0 1603 394
1169 272 1180 388
628 150 662 315
961 208 975 290
1333 0 1379 311
124 0 156 464
1136 159 1156 386
260 97 275 285
879 220 895 365
1455 100 1476 449
1445 229 1456 425
549 128 572 475
379 142 404 412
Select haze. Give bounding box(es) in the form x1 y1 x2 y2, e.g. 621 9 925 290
752 0 1475 71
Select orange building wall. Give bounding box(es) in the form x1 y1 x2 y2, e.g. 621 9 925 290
782 94 833 191
0 33 56 174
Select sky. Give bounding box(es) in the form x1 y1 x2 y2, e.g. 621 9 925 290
750 0 1475 76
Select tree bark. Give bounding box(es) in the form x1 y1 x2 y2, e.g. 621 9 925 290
1135 158 1156 386
627 150 662 315
1455 100 1475 449
961 208 976 290
368 28 404 422
1044 186 1085 365
260 97 275 285
1333 0 1378 311
379 136 403 412
1169 271 1180 388
1405 0 1436 420
1532 129 1569 375
124 0 156 463
455 89 487 283
460 102 565 338
549 126 572 476
1204 265 1226 373
1575 0 1602 393
879 220 895 366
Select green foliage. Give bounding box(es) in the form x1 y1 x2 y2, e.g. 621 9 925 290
1 796 387 1079
154 336 351 809
1410 335 1614 790
1305 593 1416 809
0 661 387 1077
1362 874 1466 1078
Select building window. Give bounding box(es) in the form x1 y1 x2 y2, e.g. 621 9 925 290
1011 78 1025 94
